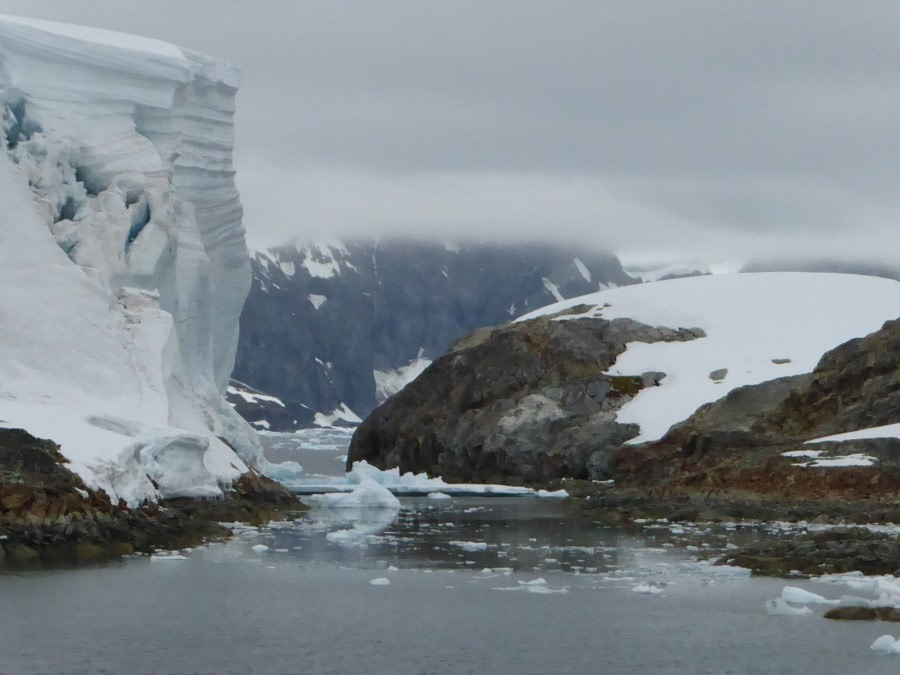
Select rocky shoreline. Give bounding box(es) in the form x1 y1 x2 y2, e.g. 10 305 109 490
0 428 306 569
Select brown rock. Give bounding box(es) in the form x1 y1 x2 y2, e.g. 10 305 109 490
824 606 877 621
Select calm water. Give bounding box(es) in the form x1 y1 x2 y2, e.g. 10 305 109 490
2 431 899 674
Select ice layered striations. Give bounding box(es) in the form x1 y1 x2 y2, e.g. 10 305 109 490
0 16 260 503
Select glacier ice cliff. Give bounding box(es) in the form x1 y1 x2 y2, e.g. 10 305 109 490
0 16 262 504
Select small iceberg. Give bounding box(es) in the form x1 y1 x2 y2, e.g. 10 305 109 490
870 635 900 654
306 476 401 509
765 598 812 616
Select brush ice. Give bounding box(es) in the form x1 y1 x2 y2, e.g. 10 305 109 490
519 273 900 443
0 16 260 503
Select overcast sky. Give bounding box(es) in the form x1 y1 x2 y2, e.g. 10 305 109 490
2 1 899 268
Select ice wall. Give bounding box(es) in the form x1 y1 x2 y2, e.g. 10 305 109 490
0 16 262 503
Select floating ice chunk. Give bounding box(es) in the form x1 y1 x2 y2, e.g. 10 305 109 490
781 586 839 605
308 477 401 509
428 492 452 500
870 635 900 654
523 585 568 594
251 544 269 552
369 578 390 586
150 553 188 561
765 598 812 616
493 578 568 594
631 583 664 595
536 489 569 499
263 460 305 483
449 541 489 552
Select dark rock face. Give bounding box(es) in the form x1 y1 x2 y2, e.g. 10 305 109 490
0 428 303 568
232 239 637 429
347 311 704 484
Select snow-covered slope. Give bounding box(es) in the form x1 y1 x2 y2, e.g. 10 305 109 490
519 273 900 443
0 16 260 504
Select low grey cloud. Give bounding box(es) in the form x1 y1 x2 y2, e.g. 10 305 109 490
2 1 899 268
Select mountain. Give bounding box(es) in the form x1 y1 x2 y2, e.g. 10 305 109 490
0 16 261 504
230 238 638 429
347 272 900 484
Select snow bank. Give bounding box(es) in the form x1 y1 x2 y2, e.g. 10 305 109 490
518 273 900 443
0 17 260 503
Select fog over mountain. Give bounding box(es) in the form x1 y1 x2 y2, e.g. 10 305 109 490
2 1 898 269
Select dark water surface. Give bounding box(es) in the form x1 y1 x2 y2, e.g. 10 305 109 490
3 431 899 674
3 496 900 674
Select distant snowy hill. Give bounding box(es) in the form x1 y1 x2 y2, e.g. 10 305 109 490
0 17 260 503
519 272 900 443
351 272 900 483
231 239 637 429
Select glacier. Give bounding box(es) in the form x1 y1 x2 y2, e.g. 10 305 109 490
0 16 263 504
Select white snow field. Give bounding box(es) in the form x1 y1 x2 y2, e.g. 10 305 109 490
807 422 900 444
0 17 261 503
518 273 900 443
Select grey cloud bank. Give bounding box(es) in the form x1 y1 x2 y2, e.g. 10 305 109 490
2 1 899 268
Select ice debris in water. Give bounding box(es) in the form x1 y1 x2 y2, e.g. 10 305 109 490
427 492 452 500
263 460 305 483
765 598 812 616
251 544 269 552
370 578 391 586
492 578 568 594
631 583 664 595
449 540 489 552
307 477 401 509
536 489 569 499
780 586 838 606
870 635 900 654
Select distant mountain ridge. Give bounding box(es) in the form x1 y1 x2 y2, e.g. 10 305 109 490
230 238 638 429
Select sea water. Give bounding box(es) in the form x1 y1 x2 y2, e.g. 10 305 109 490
2 430 898 674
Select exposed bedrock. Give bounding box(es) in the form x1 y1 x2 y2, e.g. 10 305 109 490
617 318 900 497
347 310 704 484
0 427 302 568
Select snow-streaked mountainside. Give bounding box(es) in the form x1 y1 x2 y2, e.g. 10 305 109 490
519 272 900 443
231 238 638 429
0 17 260 504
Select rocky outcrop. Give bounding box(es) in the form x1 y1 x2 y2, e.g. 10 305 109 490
615 318 900 498
718 527 900 577
0 427 303 568
347 309 704 484
233 239 638 429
